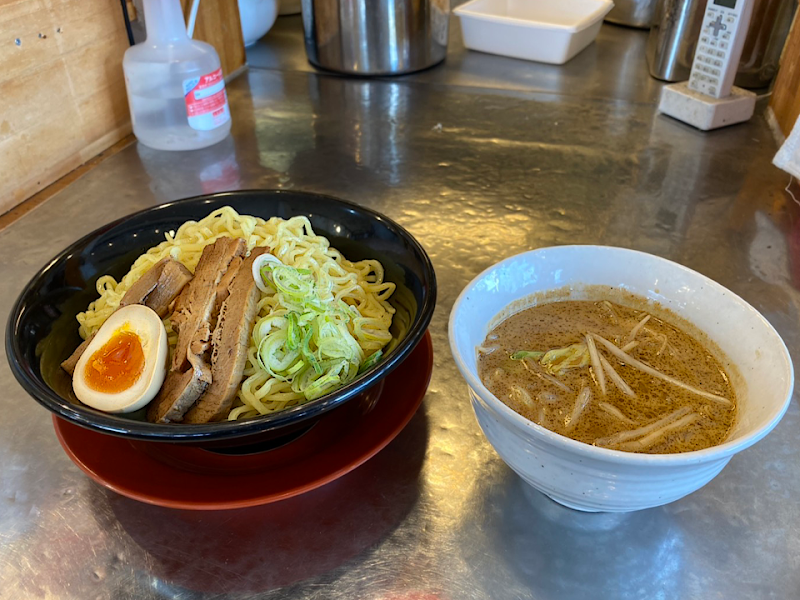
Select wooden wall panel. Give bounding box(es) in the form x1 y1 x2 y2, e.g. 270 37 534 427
0 0 131 213
771 9 800 136
180 0 246 78
0 0 245 214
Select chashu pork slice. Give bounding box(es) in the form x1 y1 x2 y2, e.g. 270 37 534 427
120 257 193 317
147 353 212 424
183 247 268 424
169 237 246 373
147 237 247 423
61 257 192 375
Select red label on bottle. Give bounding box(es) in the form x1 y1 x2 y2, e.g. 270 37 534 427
183 68 230 131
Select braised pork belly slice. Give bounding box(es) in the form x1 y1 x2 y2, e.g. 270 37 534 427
60 257 192 376
147 237 246 423
183 247 268 424
61 337 92 376
168 237 246 373
147 352 212 423
214 255 243 317
120 257 193 317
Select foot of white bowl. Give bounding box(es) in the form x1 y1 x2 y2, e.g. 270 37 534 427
545 494 604 512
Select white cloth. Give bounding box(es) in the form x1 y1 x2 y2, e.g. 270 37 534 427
773 116 800 179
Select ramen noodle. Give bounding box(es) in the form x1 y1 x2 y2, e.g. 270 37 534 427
76 207 396 420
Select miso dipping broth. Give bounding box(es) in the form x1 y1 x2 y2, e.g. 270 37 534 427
477 297 737 454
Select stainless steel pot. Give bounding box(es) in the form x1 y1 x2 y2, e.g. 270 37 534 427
301 0 450 76
604 0 658 29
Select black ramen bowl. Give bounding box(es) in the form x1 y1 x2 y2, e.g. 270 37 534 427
6 190 436 448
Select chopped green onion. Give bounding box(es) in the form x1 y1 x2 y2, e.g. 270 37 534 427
286 312 301 350
257 331 301 381
511 344 590 375
260 265 274 289
302 327 323 375
303 372 342 400
253 258 386 400
359 349 383 374
511 350 545 360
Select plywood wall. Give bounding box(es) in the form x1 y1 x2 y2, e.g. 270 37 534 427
0 0 245 215
771 9 800 136
180 0 246 77
0 0 132 213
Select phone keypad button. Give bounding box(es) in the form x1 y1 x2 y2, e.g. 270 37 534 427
708 15 726 37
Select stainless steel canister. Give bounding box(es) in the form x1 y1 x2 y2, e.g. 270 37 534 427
301 0 450 76
646 0 706 82
604 0 659 28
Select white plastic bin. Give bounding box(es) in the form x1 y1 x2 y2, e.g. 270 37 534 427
454 0 615 65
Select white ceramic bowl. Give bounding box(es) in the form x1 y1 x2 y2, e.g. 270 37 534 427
449 246 794 512
238 0 279 47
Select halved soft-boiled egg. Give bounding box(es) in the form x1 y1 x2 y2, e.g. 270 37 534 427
72 304 168 413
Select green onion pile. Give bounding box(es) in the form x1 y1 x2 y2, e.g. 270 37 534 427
253 259 382 401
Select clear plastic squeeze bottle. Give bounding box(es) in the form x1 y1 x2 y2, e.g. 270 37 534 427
123 0 232 151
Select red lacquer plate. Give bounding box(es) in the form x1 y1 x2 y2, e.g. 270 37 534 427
53 332 433 510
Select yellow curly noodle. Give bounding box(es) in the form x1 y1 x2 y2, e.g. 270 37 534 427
75 206 396 421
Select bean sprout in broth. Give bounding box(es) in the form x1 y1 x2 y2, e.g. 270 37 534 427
477 299 737 454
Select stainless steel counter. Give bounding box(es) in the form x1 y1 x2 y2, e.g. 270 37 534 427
2 15 799 600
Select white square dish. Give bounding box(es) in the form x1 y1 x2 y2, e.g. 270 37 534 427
454 0 615 65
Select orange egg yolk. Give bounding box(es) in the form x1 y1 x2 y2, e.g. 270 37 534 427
84 330 145 393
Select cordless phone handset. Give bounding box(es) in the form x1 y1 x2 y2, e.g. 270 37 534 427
687 0 755 99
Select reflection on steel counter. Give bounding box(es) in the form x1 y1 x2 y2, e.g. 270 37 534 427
298 76 413 187
65 409 426 595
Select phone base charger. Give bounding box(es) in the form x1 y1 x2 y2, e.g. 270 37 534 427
658 82 756 131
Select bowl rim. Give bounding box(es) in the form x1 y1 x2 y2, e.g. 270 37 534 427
6 189 437 442
448 244 795 466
